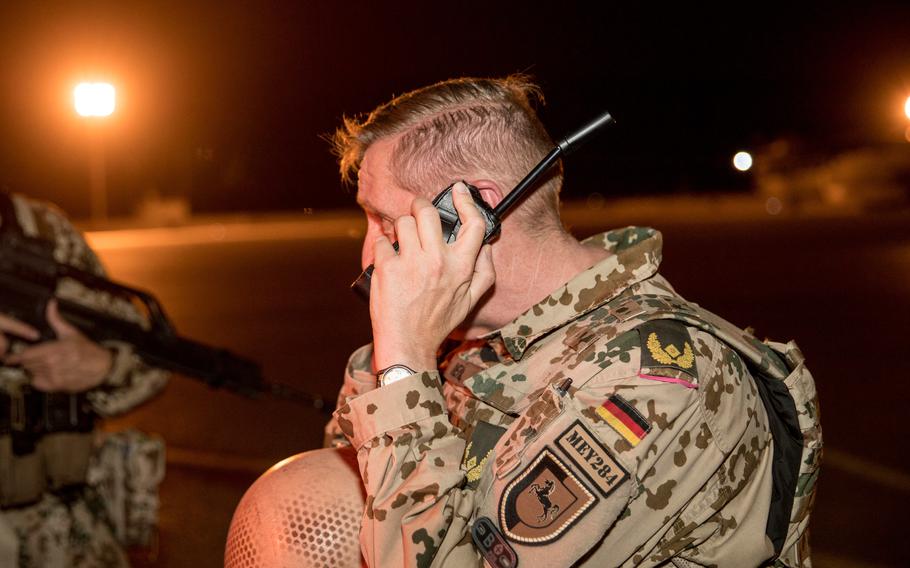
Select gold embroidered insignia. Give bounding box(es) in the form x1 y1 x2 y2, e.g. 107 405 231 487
463 441 473 469
462 421 506 488
464 442 492 484
646 332 695 369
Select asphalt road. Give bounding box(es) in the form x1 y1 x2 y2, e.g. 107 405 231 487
87 204 910 567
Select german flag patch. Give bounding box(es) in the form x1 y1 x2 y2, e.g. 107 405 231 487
595 395 651 447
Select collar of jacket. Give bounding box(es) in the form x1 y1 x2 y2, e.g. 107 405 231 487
482 226 663 361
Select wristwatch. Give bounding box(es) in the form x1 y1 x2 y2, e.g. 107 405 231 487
376 364 416 388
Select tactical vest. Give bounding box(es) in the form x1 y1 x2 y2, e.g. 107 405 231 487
603 292 821 566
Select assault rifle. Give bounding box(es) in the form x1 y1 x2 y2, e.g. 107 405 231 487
0 194 331 412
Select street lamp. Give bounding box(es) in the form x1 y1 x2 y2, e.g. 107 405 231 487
74 82 115 222
732 151 753 172
74 83 115 117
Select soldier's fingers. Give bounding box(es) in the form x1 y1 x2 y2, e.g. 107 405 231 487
394 215 419 255
0 313 40 341
5 343 57 366
412 196 443 248
46 300 81 339
372 236 397 265
468 244 496 302
21 355 53 378
451 183 486 254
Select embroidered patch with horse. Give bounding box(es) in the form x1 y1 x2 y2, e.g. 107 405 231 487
499 449 597 545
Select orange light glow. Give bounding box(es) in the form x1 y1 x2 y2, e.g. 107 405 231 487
74 82 116 117
905 96 910 120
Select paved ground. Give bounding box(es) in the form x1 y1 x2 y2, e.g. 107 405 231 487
84 199 910 567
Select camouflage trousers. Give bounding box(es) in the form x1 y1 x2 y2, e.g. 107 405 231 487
0 486 128 568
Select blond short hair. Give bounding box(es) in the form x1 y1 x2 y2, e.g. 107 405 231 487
332 75 563 233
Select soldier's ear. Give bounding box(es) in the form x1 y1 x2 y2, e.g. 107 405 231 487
468 179 504 209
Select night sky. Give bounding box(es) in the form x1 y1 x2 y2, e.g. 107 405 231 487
0 1 908 218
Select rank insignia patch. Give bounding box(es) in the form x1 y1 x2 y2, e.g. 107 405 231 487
499 449 596 545
462 421 507 488
639 320 697 378
595 395 651 447
472 516 518 568
556 420 630 495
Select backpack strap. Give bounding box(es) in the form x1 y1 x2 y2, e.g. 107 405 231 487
598 292 802 557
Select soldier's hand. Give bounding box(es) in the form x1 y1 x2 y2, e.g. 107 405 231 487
370 182 495 372
0 313 40 356
5 300 112 393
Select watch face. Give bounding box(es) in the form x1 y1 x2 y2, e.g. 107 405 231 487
379 365 415 386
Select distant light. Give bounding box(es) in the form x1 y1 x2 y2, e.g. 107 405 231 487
765 196 783 215
74 83 116 117
905 96 910 120
732 151 753 172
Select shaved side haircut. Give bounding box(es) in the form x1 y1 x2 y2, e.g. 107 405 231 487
333 75 564 234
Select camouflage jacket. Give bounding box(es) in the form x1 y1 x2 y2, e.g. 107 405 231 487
0 194 169 416
327 227 808 567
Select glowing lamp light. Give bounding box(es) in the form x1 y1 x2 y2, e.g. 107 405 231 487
732 151 753 172
74 82 116 117
905 95 910 120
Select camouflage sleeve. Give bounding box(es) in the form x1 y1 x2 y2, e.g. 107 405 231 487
87 340 169 417
333 369 478 567
323 344 377 448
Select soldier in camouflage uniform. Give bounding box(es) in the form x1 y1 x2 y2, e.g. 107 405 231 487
0 194 169 567
325 76 820 567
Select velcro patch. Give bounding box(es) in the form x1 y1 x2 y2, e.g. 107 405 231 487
555 420 630 496
472 516 518 568
639 320 698 378
499 449 597 545
595 395 651 447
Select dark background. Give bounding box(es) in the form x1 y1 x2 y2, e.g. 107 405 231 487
0 1 908 217
0 2 908 566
